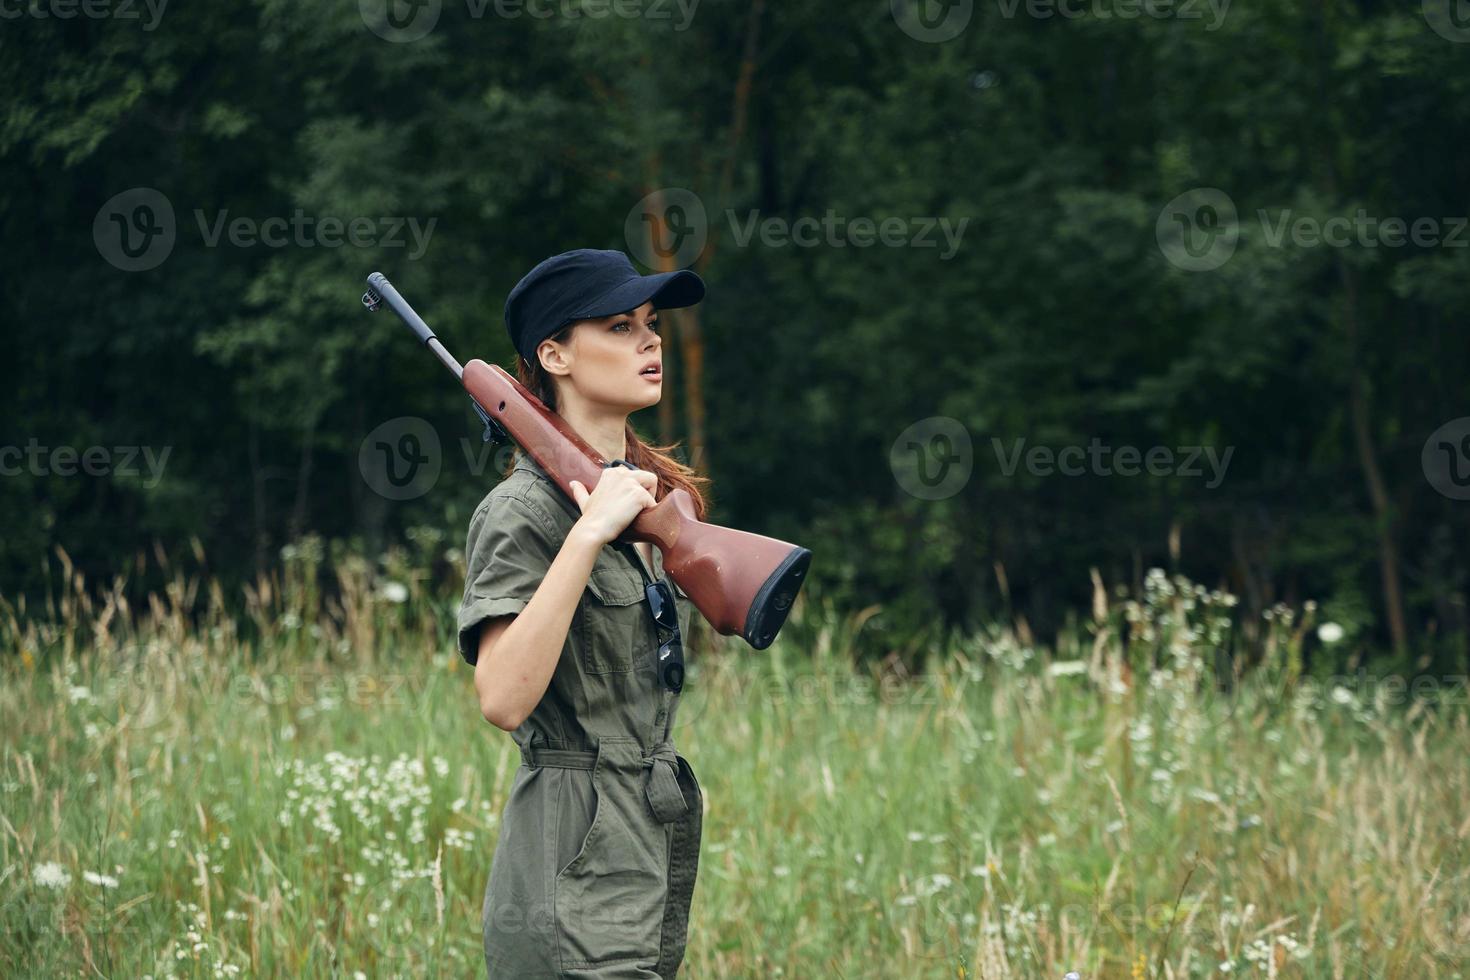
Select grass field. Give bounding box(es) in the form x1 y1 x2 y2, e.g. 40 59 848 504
2 546 1467 978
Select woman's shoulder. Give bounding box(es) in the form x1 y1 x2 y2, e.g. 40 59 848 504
470 467 579 541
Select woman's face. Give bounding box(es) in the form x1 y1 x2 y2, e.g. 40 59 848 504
543 300 664 411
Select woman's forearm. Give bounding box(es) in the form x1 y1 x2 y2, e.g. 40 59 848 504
474 519 605 730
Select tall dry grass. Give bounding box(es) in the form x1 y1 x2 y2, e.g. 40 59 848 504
1 543 1466 977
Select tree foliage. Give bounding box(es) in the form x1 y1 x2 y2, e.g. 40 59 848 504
2 0 1466 667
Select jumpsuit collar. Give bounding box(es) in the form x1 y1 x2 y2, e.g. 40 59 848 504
512 449 664 582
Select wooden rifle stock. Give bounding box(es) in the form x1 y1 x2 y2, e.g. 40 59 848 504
363 271 811 650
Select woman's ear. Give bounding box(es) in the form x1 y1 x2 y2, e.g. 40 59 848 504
537 338 573 377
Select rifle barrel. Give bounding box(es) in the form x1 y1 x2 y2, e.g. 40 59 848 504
365 272 465 381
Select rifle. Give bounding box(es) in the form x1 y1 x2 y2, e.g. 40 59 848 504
362 271 811 651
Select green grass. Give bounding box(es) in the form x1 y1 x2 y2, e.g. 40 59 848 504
2 549 1467 978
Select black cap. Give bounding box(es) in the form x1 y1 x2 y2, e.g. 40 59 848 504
504 248 706 365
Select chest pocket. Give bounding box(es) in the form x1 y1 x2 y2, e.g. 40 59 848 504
581 555 649 674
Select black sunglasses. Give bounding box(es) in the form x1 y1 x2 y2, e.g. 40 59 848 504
644 579 685 693
602 463 686 693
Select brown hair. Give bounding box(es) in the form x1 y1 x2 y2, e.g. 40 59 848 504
505 322 712 522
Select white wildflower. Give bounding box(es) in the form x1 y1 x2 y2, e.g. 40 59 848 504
915 873 953 896
33 862 70 889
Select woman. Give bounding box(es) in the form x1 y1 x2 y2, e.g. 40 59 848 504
456 248 711 979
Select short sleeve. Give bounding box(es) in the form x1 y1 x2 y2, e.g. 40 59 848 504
456 492 561 666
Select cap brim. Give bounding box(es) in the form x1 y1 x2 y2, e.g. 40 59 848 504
576 269 705 319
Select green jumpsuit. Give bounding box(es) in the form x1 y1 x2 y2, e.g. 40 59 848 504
456 450 702 979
